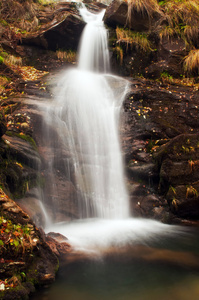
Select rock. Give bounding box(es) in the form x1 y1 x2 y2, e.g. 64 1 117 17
48 232 68 242
43 174 80 221
0 112 7 138
144 37 187 78
17 188 47 228
46 234 71 259
22 13 85 51
104 0 162 31
127 162 158 181
0 188 59 298
104 0 128 29
153 133 199 219
2 134 41 170
122 78 199 222
166 183 199 219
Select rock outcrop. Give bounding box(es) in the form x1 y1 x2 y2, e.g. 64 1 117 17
154 133 199 219
104 0 163 31
23 13 85 51
0 189 59 299
105 0 189 79
123 78 199 224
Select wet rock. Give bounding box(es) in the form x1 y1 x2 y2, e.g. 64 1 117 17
104 0 162 31
2 134 41 170
0 189 59 298
23 13 85 51
104 0 128 29
166 183 199 219
46 234 71 259
123 78 199 222
153 133 199 219
43 174 80 221
0 113 7 138
144 37 187 78
127 162 157 180
17 188 47 228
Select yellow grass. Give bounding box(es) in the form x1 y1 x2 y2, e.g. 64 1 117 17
159 26 177 41
184 49 199 74
126 0 161 16
126 0 162 28
184 25 199 45
116 27 152 52
56 50 76 64
5 55 22 66
115 46 124 65
164 0 199 28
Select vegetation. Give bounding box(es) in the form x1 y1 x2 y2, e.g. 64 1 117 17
159 0 199 48
56 49 76 64
184 49 199 75
116 27 152 52
0 215 34 258
126 0 162 22
114 46 124 65
114 0 199 82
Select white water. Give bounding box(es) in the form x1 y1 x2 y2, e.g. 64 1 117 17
78 6 110 72
44 6 181 252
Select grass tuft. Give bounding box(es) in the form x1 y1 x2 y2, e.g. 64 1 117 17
5 55 22 66
184 25 199 46
126 0 162 28
184 49 199 75
114 46 124 65
126 0 161 16
56 50 76 64
163 0 199 28
116 27 152 52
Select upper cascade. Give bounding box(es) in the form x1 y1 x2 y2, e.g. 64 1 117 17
78 5 110 73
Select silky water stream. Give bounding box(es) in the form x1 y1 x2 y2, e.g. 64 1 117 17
31 5 199 300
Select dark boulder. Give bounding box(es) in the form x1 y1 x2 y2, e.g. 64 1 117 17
104 0 163 31
0 112 7 138
22 13 85 51
153 133 199 219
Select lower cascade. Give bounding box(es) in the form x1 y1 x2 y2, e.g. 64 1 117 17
41 5 182 252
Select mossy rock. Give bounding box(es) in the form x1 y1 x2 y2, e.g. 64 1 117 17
0 112 7 138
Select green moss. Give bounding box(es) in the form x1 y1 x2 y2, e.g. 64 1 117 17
6 131 37 151
0 19 8 26
0 56 4 64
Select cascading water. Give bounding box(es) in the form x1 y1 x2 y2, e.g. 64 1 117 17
29 7 198 300
78 6 110 72
45 5 129 221
43 5 181 252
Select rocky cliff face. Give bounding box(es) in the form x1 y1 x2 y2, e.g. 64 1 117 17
0 188 59 299
122 78 199 224
105 0 199 80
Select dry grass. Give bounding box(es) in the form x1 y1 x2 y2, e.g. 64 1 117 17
116 27 152 52
126 0 162 28
0 76 9 94
159 26 177 41
126 0 161 16
0 0 35 22
184 25 199 46
163 0 199 28
4 55 22 66
158 1 199 48
114 46 124 65
56 50 76 63
184 49 199 74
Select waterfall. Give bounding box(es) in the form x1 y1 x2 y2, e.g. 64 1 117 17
46 5 129 219
43 5 180 252
78 6 110 72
